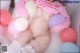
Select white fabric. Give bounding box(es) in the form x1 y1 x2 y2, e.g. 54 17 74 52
22 45 35 53
5 41 21 53
3 40 35 53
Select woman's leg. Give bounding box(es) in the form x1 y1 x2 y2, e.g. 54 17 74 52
27 33 51 53
16 29 33 47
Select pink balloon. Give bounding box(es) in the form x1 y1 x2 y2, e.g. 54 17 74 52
13 2 28 19
8 21 20 38
60 28 77 43
0 10 11 26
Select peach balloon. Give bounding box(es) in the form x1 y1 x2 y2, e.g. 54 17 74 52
60 28 77 43
0 10 11 26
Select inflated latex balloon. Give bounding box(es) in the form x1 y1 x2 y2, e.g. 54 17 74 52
0 10 11 26
25 0 37 18
12 3 28 19
8 21 20 37
15 0 20 3
49 14 66 28
60 28 77 43
8 18 28 36
14 18 28 31
60 42 79 53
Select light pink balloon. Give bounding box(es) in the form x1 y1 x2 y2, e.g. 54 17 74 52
8 21 20 38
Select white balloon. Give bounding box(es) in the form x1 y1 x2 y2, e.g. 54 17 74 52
14 18 28 31
25 0 37 18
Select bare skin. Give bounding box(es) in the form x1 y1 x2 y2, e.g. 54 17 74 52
28 7 51 53
16 29 33 47
15 6 52 53
29 7 51 37
15 7 51 53
27 32 51 53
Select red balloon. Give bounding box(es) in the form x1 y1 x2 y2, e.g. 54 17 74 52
60 28 77 43
0 10 11 26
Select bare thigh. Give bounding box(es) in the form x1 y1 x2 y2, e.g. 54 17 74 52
28 33 51 53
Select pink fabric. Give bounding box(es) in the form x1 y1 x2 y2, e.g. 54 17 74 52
15 0 70 32
36 0 59 14
35 0 70 32
15 0 28 18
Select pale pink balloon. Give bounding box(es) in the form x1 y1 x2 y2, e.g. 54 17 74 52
8 18 28 38
8 21 20 38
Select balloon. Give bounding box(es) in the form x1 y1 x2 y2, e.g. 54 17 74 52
14 18 28 31
8 17 28 38
0 10 11 26
60 28 77 43
12 3 28 19
8 21 20 38
60 42 79 53
49 14 66 28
